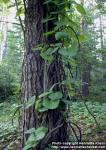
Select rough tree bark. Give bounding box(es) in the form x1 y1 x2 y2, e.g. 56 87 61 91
22 0 68 149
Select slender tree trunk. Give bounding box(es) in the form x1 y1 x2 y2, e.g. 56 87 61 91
81 67 90 97
0 7 8 62
80 0 90 97
99 14 106 80
22 0 68 149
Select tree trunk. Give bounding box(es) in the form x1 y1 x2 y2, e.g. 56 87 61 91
0 7 8 62
81 68 90 97
80 0 90 97
99 14 106 80
22 0 68 149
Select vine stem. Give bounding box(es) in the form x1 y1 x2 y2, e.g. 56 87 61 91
83 100 101 130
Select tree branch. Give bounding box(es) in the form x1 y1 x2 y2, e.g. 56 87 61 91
14 0 25 35
0 20 20 25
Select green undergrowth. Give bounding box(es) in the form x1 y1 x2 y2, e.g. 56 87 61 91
0 100 106 149
0 101 20 149
71 101 106 141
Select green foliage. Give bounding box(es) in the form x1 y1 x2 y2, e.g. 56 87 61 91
0 64 13 100
25 96 36 109
48 91 63 100
23 127 48 150
25 90 63 112
36 91 63 112
38 91 52 98
43 99 60 109
0 0 9 4
0 25 23 101
16 7 24 16
76 4 86 15
0 101 19 149
42 16 56 23
55 31 69 40
59 46 77 57
71 101 106 133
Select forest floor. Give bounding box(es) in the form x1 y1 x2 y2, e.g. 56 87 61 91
0 100 106 150
71 101 106 142
0 100 21 150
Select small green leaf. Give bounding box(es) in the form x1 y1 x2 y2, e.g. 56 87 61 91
76 4 86 15
16 7 24 16
48 92 63 100
78 34 88 42
41 51 53 63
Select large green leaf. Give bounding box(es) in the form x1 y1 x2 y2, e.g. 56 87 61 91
36 100 49 112
34 127 48 141
24 127 48 150
25 134 38 148
76 4 86 15
25 128 36 134
59 46 77 57
43 99 60 109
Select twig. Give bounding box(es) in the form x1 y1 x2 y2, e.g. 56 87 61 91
84 100 101 130
23 0 27 12
66 62 74 78
70 123 79 142
68 26 80 51
11 105 22 126
71 122 82 142
0 20 20 25
80 93 101 130
14 0 25 34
